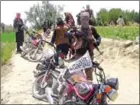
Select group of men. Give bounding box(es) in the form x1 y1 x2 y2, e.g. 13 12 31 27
13 5 101 81
50 5 101 81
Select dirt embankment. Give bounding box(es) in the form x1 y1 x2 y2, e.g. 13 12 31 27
1 38 139 104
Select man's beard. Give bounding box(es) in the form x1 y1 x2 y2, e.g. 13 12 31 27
81 22 89 29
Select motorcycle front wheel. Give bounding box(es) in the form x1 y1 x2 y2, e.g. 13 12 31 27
32 73 53 100
27 48 43 62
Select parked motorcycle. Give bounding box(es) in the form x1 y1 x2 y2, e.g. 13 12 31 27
32 40 65 101
32 45 119 104
20 26 47 62
33 41 66 78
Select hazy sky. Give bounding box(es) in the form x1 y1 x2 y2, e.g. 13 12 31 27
1 1 139 26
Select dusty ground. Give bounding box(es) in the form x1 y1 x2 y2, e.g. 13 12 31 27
1 38 139 104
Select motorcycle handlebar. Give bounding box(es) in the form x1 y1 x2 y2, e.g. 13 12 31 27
21 26 35 37
21 25 42 37
32 30 42 36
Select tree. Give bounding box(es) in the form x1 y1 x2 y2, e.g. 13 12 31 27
95 8 139 26
134 12 139 23
96 8 109 25
122 10 139 24
25 1 64 29
1 23 5 33
109 8 122 24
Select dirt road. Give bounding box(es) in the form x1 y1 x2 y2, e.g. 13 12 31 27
1 38 139 104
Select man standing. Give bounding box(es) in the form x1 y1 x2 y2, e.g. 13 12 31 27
64 12 75 28
51 17 69 64
85 5 94 25
13 13 24 53
65 12 101 81
116 15 125 26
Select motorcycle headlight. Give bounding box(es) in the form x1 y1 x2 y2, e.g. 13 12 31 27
107 89 118 101
106 78 119 90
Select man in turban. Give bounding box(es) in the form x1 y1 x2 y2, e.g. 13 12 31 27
65 12 101 81
13 13 24 53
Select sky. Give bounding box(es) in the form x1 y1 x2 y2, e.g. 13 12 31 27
1 1 139 26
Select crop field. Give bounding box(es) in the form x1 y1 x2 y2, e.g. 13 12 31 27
1 32 15 65
95 26 139 40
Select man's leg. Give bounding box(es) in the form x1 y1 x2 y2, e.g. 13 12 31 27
85 50 94 81
85 68 93 81
20 42 23 46
19 42 23 52
16 42 21 53
54 45 62 65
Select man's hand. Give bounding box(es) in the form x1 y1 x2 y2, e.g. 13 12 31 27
95 37 101 46
14 28 18 32
95 40 100 46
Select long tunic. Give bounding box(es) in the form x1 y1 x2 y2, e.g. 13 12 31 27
13 18 24 43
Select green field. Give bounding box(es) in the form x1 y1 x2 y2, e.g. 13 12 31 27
1 32 15 65
1 32 15 43
95 26 139 40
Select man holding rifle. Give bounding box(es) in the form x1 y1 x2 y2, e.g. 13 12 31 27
65 12 101 81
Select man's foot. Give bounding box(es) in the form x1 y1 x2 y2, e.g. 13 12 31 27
16 51 20 54
19 49 23 53
16 50 22 54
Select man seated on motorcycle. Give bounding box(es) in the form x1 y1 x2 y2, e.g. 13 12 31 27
65 12 101 81
51 17 69 64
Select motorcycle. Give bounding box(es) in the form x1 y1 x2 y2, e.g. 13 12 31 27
59 56 119 104
34 41 66 78
26 31 55 62
20 26 47 62
26 38 45 62
32 40 65 101
32 45 119 104
20 26 42 59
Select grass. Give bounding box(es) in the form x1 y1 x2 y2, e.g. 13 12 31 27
95 26 139 40
1 32 15 65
